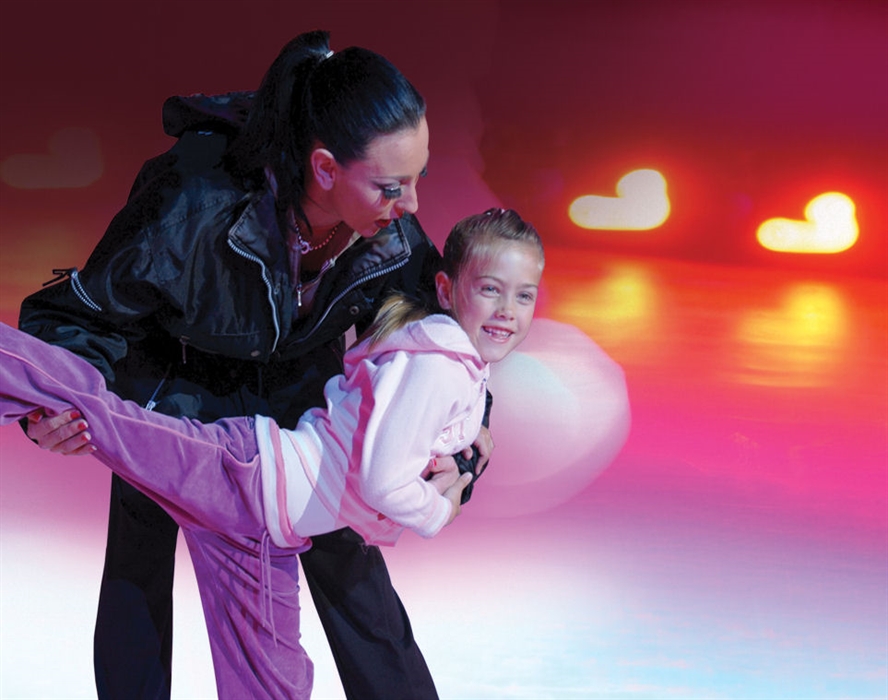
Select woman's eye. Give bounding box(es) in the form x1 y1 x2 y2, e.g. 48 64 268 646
381 185 402 200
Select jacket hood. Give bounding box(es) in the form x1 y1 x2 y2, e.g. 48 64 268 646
353 314 486 380
162 92 254 138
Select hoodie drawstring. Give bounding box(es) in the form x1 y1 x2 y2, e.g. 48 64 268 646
259 531 278 645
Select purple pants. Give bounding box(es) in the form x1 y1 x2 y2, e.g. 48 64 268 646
0 323 312 699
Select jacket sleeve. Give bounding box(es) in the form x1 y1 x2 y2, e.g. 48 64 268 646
18 208 167 384
18 131 232 384
354 350 471 538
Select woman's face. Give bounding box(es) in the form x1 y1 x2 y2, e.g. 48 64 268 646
330 116 430 237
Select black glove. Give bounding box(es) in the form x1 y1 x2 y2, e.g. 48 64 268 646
453 390 492 504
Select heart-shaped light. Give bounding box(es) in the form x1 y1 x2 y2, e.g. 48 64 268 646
756 192 858 253
0 127 103 189
569 169 670 230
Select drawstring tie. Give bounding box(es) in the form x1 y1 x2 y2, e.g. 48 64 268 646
259 531 278 644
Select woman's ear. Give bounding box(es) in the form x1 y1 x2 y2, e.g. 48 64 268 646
435 271 453 310
309 147 337 191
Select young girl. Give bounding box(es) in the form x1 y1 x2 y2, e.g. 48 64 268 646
0 208 544 698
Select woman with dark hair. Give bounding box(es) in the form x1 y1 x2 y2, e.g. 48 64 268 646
229 33 428 235
19 30 489 700
3 209 540 700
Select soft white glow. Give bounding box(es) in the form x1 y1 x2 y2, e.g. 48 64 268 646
756 192 859 253
482 319 630 517
569 169 670 230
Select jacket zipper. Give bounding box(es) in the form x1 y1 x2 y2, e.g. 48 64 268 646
297 221 412 344
298 258 408 344
228 222 411 350
296 258 335 309
226 238 282 353
43 268 103 312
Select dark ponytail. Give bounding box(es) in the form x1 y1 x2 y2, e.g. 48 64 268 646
227 30 425 235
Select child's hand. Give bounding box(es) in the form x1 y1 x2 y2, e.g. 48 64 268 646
26 409 95 456
444 472 474 525
422 456 460 494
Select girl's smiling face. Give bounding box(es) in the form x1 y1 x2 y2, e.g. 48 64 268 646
436 240 543 364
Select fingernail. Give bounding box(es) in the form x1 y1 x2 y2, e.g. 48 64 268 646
81 432 92 443
70 411 81 420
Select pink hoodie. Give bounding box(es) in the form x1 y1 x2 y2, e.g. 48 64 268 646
256 314 489 547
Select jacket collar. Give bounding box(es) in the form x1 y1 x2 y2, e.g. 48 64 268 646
227 188 288 274
225 186 415 345
227 185 414 283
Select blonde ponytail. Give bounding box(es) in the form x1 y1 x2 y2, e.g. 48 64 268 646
366 293 432 348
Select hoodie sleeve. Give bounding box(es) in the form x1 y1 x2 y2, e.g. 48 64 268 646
352 349 473 538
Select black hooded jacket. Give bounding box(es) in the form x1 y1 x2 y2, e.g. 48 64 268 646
19 93 442 427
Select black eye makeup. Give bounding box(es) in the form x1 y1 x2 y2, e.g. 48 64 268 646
378 167 426 201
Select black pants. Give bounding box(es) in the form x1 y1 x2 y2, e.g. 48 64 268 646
93 474 438 700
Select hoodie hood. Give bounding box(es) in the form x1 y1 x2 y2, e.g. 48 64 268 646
347 314 486 381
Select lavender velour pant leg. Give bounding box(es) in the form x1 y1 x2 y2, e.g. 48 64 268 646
0 322 265 534
0 323 314 699
184 528 313 699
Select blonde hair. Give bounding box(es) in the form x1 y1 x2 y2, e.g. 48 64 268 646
366 208 543 347
366 293 433 347
441 207 544 280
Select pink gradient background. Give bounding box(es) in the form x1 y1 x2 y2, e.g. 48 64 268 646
1 1 886 698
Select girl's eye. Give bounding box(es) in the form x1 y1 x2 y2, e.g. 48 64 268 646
481 285 499 295
519 292 536 304
381 185 402 200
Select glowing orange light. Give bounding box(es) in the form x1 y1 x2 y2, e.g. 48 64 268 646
756 192 858 254
569 169 670 230
551 262 659 365
733 283 848 388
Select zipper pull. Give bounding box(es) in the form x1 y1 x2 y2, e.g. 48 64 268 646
42 268 76 287
179 337 188 365
296 280 303 308
143 366 171 412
